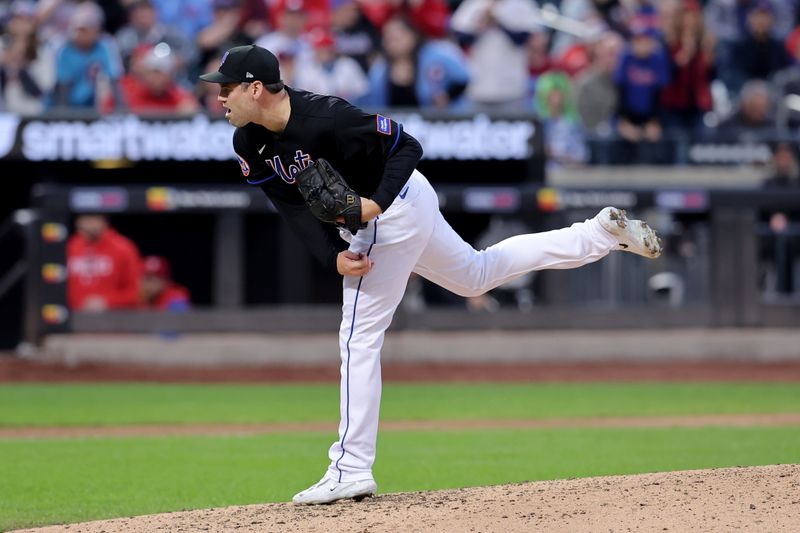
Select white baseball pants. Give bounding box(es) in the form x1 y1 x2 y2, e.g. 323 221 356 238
326 170 618 482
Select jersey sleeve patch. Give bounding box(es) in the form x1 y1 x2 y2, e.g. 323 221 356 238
235 152 251 176
376 114 392 136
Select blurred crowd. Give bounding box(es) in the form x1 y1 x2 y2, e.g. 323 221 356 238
2 0 800 164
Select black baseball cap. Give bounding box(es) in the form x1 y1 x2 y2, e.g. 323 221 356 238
199 45 281 84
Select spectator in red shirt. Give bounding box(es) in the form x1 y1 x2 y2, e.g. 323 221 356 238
67 215 142 312
139 256 191 311
115 46 200 115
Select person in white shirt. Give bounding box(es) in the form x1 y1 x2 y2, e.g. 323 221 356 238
254 0 313 67
294 29 369 101
451 0 541 111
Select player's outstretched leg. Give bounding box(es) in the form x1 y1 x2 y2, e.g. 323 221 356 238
596 207 662 258
412 203 661 299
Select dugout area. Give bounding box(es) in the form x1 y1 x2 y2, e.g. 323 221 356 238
12 179 800 351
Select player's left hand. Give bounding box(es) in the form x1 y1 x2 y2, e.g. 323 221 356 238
336 197 382 226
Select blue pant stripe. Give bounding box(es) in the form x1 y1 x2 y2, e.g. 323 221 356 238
336 220 379 482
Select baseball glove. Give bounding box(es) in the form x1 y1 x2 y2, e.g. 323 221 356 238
295 159 366 234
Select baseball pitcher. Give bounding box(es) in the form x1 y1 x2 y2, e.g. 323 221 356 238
200 45 662 505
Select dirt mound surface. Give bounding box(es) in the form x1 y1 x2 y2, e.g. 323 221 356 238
15 464 799 532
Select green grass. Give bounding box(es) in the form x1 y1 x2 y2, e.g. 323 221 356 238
1 426 799 531
1 382 799 530
1 382 799 426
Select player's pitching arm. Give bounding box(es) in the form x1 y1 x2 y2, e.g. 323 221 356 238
337 250 374 276
335 197 382 227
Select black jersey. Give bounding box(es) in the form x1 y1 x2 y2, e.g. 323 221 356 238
232 87 423 269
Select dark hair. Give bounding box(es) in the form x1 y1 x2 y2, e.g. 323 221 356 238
241 80 284 94
383 14 422 59
265 81 284 94
242 81 284 94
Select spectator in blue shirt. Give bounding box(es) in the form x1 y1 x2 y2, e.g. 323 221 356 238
613 23 670 145
149 0 213 43
52 2 124 110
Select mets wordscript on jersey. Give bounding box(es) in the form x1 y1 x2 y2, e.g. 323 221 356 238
265 150 313 184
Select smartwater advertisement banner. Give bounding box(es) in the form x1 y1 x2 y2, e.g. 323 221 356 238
0 112 539 163
0 114 235 162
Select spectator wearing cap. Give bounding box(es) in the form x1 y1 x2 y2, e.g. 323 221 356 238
659 0 715 137
628 1 661 30
330 0 381 73
451 0 541 111
52 2 125 110
717 0 790 93
139 255 191 311
255 1 314 68
115 0 194 78
0 1 56 115
108 45 199 115
365 15 470 109
613 22 670 151
293 29 369 102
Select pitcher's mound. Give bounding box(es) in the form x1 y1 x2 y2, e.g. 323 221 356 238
17 464 799 532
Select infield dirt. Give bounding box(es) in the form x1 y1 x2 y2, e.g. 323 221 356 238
13 464 799 532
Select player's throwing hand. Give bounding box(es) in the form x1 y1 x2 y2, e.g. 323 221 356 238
337 250 374 276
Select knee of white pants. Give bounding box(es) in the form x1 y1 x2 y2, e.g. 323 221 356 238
461 250 498 296
448 285 487 298
416 247 497 298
